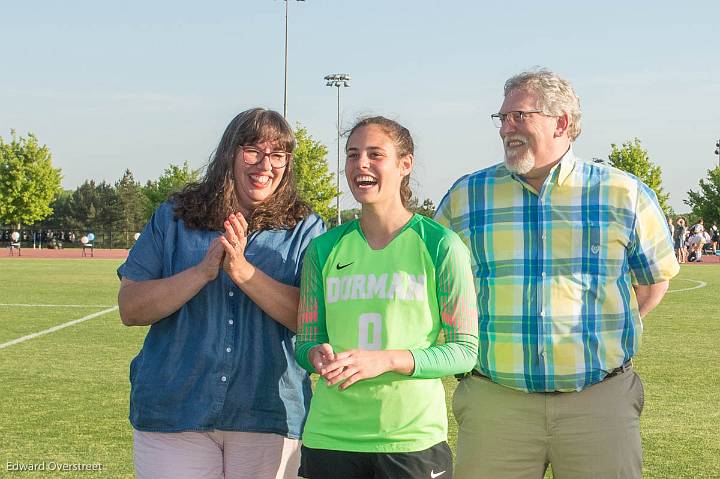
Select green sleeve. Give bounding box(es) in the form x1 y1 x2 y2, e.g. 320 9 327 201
294 240 328 373
410 235 478 379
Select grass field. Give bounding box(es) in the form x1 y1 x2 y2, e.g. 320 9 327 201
0 259 718 478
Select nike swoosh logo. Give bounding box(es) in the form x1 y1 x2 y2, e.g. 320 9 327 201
430 471 446 478
336 262 354 270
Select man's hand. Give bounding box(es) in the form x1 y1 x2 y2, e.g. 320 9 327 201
633 281 669 318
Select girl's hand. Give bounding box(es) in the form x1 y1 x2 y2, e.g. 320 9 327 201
309 343 342 376
323 349 415 390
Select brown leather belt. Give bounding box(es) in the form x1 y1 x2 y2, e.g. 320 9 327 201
601 359 633 380
464 359 634 382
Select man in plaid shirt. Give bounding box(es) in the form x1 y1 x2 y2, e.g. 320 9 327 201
435 69 679 479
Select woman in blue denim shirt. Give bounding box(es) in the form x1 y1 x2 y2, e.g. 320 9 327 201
117 108 325 479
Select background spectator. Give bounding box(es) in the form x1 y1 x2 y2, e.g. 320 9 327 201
688 229 706 262
673 217 688 264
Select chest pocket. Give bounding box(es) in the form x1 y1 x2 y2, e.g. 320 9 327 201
581 221 602 273
569 220 627 278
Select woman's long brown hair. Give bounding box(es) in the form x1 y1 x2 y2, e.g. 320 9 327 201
172 108 310 232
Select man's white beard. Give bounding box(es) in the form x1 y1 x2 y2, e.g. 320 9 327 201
504 147 535 175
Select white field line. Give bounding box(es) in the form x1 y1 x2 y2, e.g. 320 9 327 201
666 279 707 293
0 306 118 350
0 304 114 308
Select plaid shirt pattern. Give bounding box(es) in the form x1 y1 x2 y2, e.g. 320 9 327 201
435 150 679 392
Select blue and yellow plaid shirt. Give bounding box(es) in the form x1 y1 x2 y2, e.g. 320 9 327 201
435 149 679 392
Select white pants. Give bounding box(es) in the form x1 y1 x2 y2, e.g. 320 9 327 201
134 429 301 479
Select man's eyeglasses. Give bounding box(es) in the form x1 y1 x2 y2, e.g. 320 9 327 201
240 145 290 168
490 110 544 128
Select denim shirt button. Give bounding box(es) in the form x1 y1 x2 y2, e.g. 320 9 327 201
228 291 234 297
228 319 234 325
221 376 227 382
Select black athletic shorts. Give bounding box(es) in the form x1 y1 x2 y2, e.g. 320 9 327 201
299 441 453 479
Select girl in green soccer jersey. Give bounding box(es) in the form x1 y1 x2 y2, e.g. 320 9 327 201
295 117 479 479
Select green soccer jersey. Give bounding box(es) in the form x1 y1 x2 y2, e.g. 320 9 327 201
295 214 479 453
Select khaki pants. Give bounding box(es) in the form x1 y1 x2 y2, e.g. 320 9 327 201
134 429 301 479
453 370 644 479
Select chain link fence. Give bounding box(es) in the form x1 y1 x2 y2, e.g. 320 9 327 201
1 227 141 250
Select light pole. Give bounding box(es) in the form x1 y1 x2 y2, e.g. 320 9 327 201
715 139 720 167
324 73 351 226
282 0 305 119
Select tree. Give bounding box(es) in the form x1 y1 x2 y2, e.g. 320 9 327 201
116 169 148 247
0 131 62 228
413 198 436 218
42 190 75 228
607 138 671 214
293 126 338 223
69 180 105 229
143 161 201 219
340 208 362 226
59 179 121 245
68 180 116 230
685 166 720 226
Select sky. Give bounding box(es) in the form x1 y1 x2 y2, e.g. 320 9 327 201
1 0 719 213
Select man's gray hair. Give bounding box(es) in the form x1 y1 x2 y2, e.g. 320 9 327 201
504 68 582 141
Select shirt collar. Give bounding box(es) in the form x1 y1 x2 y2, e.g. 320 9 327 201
556 147 577 186
503 146 577 188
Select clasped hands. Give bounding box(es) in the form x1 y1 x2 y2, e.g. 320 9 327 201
308 343 415 390
196 211 253 283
